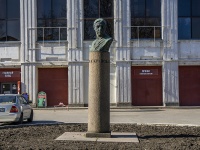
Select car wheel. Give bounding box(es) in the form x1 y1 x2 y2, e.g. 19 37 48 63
17 113 23 124
27 110 33 122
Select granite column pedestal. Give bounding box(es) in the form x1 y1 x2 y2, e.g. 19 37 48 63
86 51 110 138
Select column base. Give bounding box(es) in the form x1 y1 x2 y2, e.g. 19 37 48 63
86 132 111 138
165 102 179 106
67 104 86 107
116 102 132 106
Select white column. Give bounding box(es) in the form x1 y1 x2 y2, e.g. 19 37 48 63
116 61 131 104
162 0 179 106
115 0 132 105
67 0 84 106
163 62 179 105
20 0 37 105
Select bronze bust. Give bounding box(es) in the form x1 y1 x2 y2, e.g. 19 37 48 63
90 18 113 52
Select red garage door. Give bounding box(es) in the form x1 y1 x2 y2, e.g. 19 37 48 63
179 66 200 106
38 68 68 107
132 66 162 106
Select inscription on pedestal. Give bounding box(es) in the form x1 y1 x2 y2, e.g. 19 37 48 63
89 59 110 63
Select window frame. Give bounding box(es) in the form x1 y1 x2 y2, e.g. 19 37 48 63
37 0 67 41
130 0 162 39
83 0 114 40
0 0 20 42
178 0 200 40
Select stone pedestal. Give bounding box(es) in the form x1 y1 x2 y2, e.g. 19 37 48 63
86 51 110 138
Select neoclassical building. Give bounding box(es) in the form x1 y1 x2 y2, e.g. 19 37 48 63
0 0 200 107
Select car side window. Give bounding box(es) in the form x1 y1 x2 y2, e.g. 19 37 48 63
18 96 27 104
17 96 23 104
21 97 28 104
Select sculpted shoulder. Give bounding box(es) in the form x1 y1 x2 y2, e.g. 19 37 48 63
90 36 113 52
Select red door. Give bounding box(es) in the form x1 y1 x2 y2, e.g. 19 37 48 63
179 66 200 106
38 68 68 107
132 66 162 106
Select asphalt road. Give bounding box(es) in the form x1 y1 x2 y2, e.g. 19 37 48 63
30 108 200 126
1 108 200 127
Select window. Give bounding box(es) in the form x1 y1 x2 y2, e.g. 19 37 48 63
131 0 161 39
178 0 200 39
18 96 27 104
0 0 20 41
37 0 67 41
84 0 114 40
0 96 16 103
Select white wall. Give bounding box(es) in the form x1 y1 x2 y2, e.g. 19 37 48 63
178 41 200 59
36 43 67 61
0 46 20 62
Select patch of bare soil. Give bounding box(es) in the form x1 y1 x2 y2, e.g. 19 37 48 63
0 123 200 150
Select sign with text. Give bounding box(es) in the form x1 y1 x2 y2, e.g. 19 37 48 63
0 71 20 78
38 91 47 107
134 69 158 76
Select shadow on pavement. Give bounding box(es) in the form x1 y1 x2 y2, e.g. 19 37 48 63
31 120 65 124
0 121 66 128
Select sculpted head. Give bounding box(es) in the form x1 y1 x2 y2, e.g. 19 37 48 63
90 18 112 52
93 18 107 38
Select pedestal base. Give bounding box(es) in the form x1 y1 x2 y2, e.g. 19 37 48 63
56 132 139 143
86 132 111 138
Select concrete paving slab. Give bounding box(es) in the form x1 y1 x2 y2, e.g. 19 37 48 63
55 132 139 143
98 132 139 143
56 132 96 142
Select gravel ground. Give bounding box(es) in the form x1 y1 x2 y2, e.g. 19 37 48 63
0 123 200 150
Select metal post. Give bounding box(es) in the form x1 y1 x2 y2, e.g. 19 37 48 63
137 26 139 47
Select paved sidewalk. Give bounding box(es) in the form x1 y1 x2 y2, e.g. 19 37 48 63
33 108 200 126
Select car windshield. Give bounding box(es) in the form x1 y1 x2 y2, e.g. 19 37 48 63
0 96 16 103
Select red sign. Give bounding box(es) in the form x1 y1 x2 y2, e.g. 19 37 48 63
0 71 20 78
38 95 46 98
134 69 158 75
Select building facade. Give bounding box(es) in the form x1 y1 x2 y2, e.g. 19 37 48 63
0 0 200 107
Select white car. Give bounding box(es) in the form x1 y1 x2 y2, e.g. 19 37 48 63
0 94 33 124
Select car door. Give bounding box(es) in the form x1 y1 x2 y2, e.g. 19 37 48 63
18 96 31 119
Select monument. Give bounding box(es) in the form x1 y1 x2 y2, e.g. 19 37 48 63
56 18 138 143
86 18 113 138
